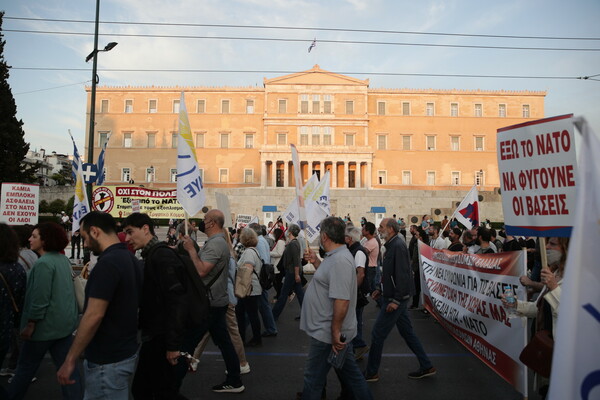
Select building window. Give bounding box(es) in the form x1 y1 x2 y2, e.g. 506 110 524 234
475 136 484 151
299 127 309 145
196 133 205 148
377 135 387 150
219 169 228 183
474 103 482 117
122 168 130 182
173 100 180 114
451 171 460 185
147 133 156 148
427 171 436 186
402 170 411 185
345 133 354 146
149 99 157 113
311 126 320 146
451 136 460 151
146 167 155 182
378 170 387 185
426 102 435 116
123 132 132 148
100 99 109 113
402 135 411 150
197 99 205 113
402 102 410 116
221 100 230 114
377 101 386 115
245 134 254 149
278 99 287 113
277 133 287 145
220 133 229 149
451 103 458 117
99 132 109 148
300 95 309 113
172 133 178 148
345 100 354 115
522 104 530 118
426 135 436 150
244 169 253 183
170 168 177 183
323 95 332 114
499 104 506 117
125 99 133 113
323 127 332 145
475 170 485 186
312 95 320 114
246 99 254 114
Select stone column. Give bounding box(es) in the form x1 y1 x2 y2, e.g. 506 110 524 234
269 161 275 187
283 161 288 188
366 162 372 189
356 162 362 188
331 161 337 188
261 161 267 187
343 161 349 188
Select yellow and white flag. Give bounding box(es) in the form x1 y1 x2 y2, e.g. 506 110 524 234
72 156 89 233
176 92 205 216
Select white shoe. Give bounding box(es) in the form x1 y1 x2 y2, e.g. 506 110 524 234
0 368 15 377
226 363 251 375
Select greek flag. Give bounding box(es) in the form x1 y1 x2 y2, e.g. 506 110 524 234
68 130 81 182
95 135 110 185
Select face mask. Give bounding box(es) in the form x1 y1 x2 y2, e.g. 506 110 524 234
546 249 562 266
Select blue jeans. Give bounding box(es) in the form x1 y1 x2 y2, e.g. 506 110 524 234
84 353 137 400
366 298 432 377
7 334 82 400
302 337 372 400
351 306 367 349
176 306 241 386
259 289 278 335
272 272 304 321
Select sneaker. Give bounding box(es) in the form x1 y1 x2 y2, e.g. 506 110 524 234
0 368 15 377
212 382 245 393
364 373 379 382
240 363 251 375
408 367 437 379
288 293 296 303
8 376 37 383
354 346 369 361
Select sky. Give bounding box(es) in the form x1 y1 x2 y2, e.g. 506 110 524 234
2 0 599 158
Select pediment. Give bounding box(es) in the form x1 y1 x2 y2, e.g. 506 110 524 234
264 65 369 87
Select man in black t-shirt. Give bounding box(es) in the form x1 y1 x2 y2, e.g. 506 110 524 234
57 211 143 398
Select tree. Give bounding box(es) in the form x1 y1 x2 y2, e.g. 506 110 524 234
48 199 66 216
0 12 39 184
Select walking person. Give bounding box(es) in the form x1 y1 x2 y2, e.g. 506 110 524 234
271 225 304 321
57 212 143 399
365 218 436 382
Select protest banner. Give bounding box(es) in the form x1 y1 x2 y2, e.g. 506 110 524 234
91 186 185 219
419 242 528 395
497 114 577 237
0 183 39 225
235 214 253 229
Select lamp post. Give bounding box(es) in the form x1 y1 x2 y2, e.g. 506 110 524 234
85 0 117 201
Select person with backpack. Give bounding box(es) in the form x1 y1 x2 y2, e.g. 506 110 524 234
182 209 245 393
234 228 264 347
121 213 198 399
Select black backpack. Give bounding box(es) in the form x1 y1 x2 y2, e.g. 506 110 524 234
250 248 275 291
148 243 223 326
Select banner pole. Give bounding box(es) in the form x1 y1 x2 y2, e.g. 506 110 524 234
185 212 189 237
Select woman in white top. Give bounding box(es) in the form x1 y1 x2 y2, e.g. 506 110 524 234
269 228 286 300
235 228 263 347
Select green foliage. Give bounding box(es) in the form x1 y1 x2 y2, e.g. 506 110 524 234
39 199 49 213
0 12 39 184
48 199 66 216
66 196 74 214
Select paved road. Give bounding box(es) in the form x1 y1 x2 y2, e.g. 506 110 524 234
1 281 533 400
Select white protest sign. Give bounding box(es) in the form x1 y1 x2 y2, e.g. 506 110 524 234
215 192 232 228
236 214 253 229
131 199 141 214
0 183 39 225
497 114 577 237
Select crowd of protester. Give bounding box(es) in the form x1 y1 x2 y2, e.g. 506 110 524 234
0 212 562 399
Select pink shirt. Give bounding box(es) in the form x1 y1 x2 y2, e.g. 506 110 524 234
364 237 379 268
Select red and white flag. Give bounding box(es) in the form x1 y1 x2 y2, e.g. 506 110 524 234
454 185 479 230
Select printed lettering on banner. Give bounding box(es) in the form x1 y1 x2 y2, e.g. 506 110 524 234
418 242 528 396
0 183 40 225
92 186 186 219
497 114 577 237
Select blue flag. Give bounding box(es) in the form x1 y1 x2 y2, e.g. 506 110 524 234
68 130 81 182
95 135 110 185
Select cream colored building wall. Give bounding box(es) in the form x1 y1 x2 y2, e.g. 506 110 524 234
86 66 545 194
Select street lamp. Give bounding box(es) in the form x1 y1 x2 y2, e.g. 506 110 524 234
85 0 117 202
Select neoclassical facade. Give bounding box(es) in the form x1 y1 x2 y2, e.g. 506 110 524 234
86 65 546 192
